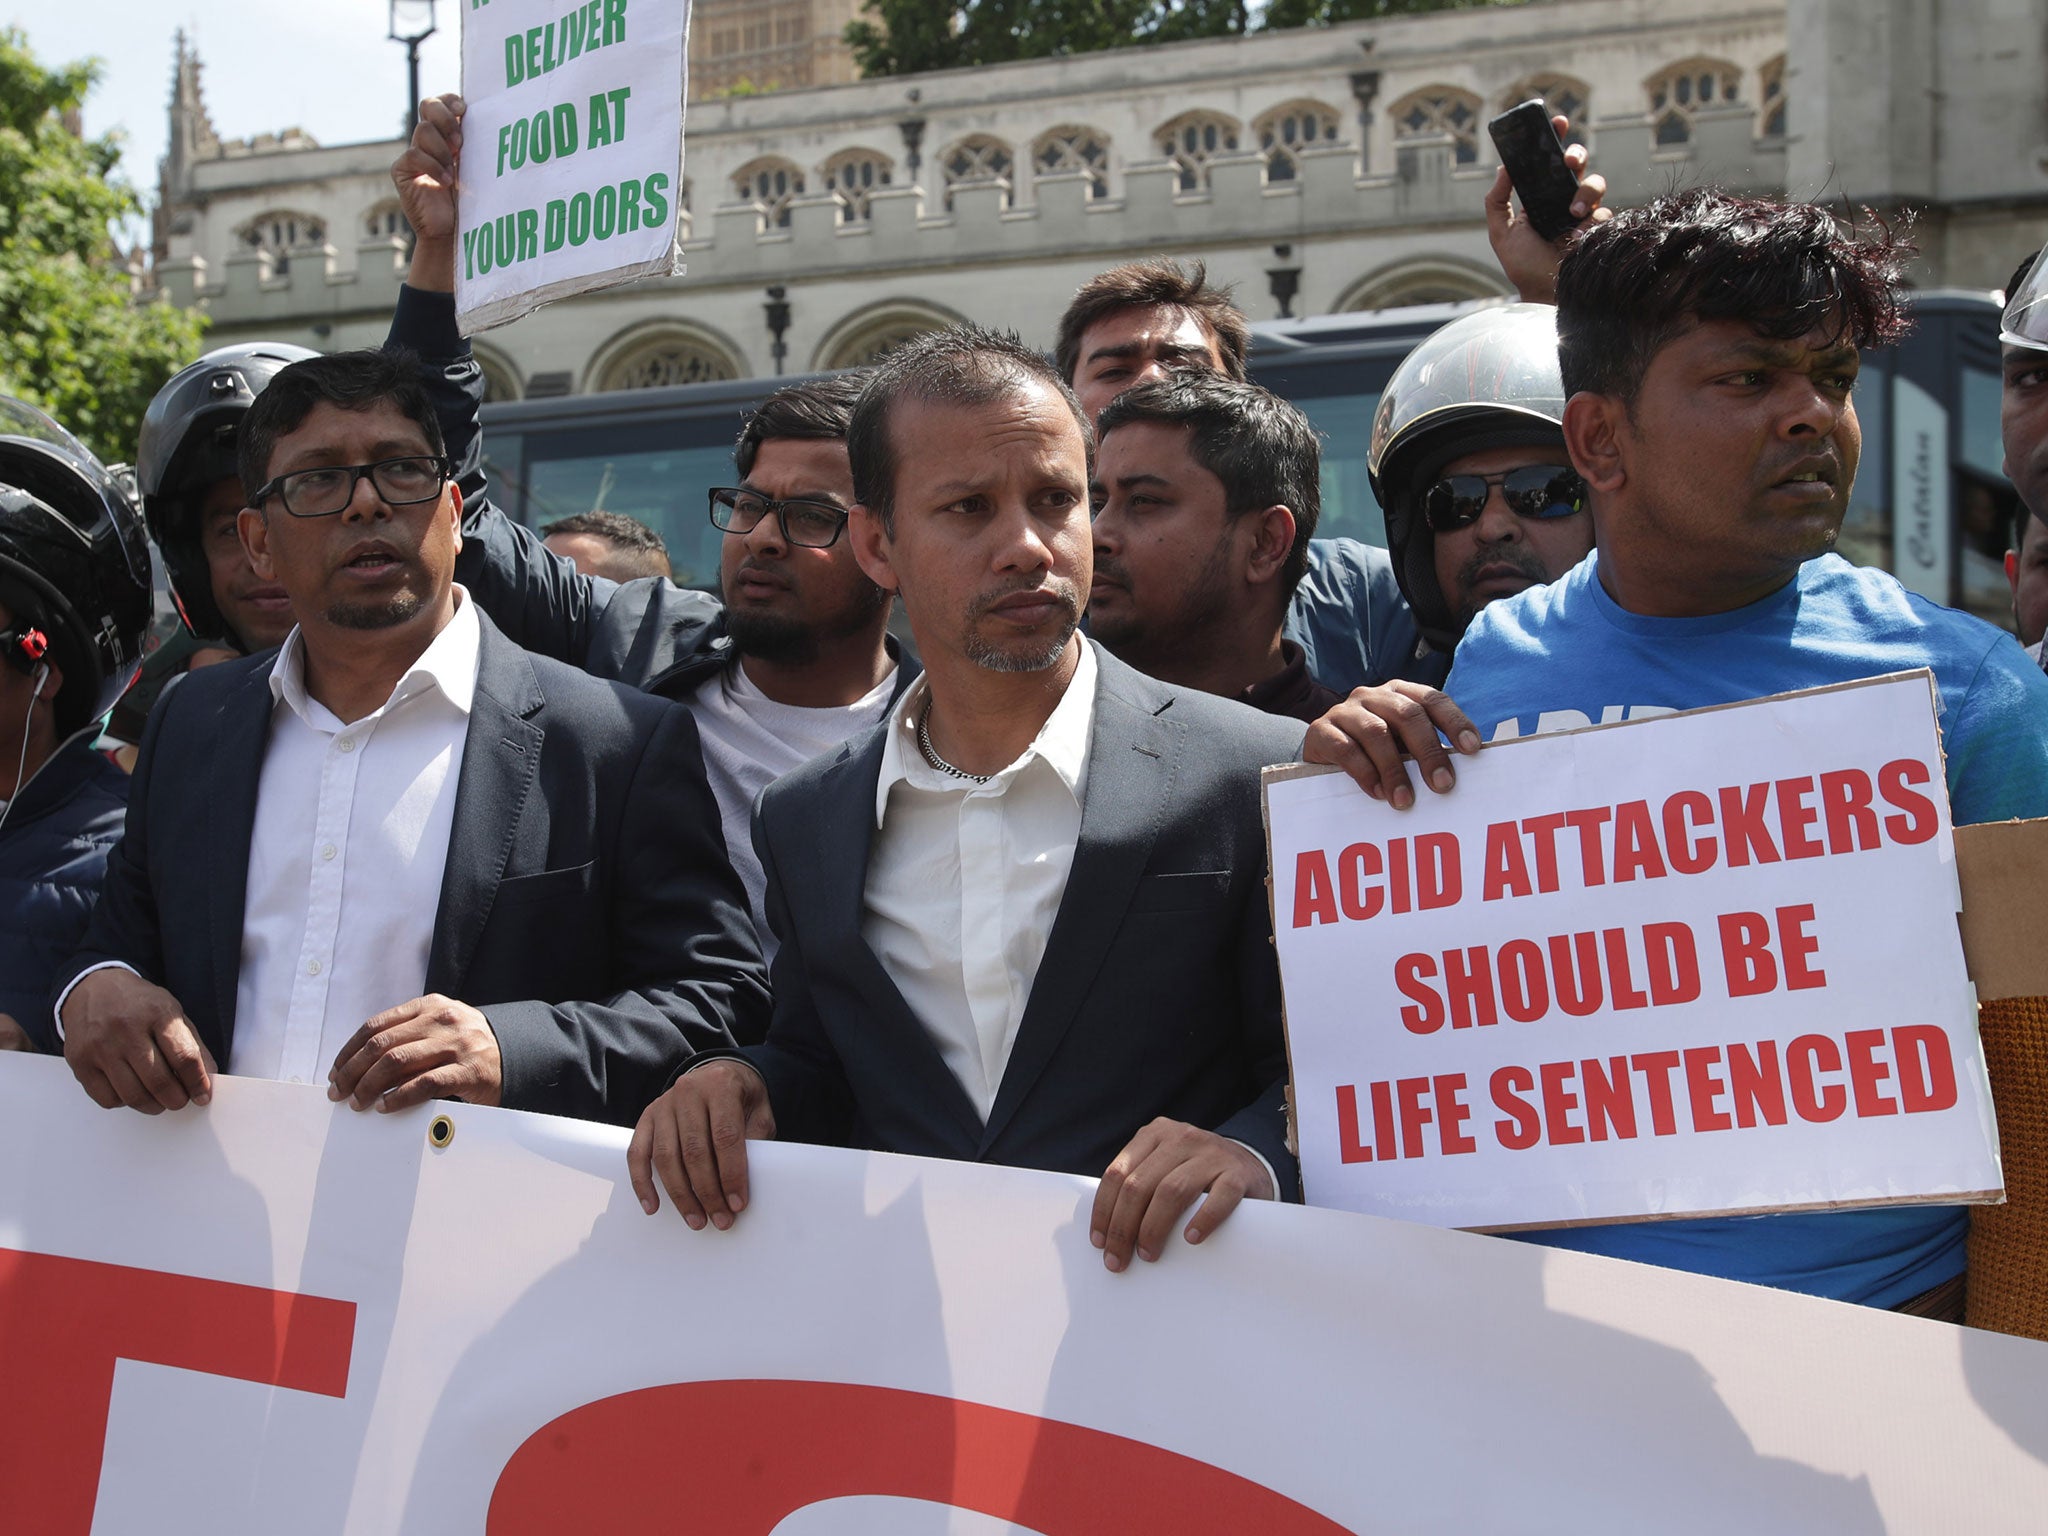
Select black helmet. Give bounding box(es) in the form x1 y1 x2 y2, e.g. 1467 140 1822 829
1368 304 1573 653
137 341 318 643
0 397 153 742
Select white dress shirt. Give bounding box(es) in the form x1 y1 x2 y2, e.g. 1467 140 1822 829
227 592 480 1083
862 643 1095 1120
688 659 898 962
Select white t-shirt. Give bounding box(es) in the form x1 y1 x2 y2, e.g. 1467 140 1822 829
688 659 897 961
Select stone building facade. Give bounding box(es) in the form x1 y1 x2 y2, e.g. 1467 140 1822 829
146 0 2048 403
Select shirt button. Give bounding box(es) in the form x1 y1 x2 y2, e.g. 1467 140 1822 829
337 737 357 754
321 844 337 861
306 959 323 977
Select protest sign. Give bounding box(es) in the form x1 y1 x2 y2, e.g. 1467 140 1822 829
1266 671 2002 1232
456 0 689 331
4 1054 2048 1534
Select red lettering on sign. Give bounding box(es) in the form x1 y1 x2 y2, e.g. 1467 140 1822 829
1894 1024 1959 1113
1818 768 1879 853
1490 1065 1541 1150
1290 850 1337 928
1877 758 1938 843
0 1247 355 1532
486 1379 1352 1534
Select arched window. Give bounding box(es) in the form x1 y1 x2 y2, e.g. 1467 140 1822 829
1645 58 1742 148
1154 111 1242 193
1253 100 1342 184
472 345 522 403
1388 87 1483 167
813 300 967 371
819 148 894 224
1032 125 1111 200
732 156 807 229
1759 55 1787 139
940 134 1014 210
592 323 745 391
362 201 410 243
237 209 325 275
1337 259 1508 312
1499 75 1591 146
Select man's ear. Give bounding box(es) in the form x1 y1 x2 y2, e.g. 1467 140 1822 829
1244 504 1297 586
447 482 464 553
848 504 898 594
237 505 276 582
1563 391 1627 495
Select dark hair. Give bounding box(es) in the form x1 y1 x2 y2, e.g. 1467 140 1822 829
847 325 1090 532
1054 260 1251 386
734 369 872 478
1097 373 1321 596
237 348 445 499
540 510 671 577
1555 189 1913 402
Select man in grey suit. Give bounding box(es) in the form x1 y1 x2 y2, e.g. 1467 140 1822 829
629 327 1304 1271
57 350 766 1127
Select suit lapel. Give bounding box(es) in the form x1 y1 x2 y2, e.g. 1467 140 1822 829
206 665 277 1051
811 730 986 1148
978 650 1178 1154
425 619 544 993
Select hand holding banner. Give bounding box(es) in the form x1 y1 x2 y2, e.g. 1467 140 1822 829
456 0 689 331
1267 671 2003 1231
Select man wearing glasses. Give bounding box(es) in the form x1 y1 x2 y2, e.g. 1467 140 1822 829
384 96 906 956
55 350 767 1125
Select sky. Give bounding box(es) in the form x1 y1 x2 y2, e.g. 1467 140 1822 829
7 2 463 211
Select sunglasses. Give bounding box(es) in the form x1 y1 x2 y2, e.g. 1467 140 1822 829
1422 466 1586 533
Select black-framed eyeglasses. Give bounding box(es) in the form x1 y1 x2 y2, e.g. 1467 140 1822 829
707 486 849 549
1422 466 1586 533
254 456 452 518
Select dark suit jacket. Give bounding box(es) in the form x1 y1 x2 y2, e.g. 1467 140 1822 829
58 611 769 1125
726 642 1306 1190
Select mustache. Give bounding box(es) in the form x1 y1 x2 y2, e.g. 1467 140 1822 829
969 576 1083 620
1091 556 1131 590
1454 546 1550 590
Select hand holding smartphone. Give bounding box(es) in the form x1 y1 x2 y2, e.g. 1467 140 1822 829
1487 100 1584 243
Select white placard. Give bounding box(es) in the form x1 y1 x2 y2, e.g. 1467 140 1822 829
4 1056 2048 1531
456 0 689 332
1266 671 2002 1231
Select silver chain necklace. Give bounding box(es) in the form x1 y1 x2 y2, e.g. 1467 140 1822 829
918 699 993 784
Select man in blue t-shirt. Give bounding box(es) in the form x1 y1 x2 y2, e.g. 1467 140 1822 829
1304 187 2048 1318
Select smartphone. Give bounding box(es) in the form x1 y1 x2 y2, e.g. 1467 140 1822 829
1487 99 1583 243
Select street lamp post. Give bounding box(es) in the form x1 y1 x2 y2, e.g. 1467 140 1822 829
389 0 440 140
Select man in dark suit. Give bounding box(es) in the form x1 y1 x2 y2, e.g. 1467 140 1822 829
55 350 766 1127
629 326 1304 1271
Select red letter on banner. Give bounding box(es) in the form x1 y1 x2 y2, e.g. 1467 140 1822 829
487 1379 1351 1533
0 1247 355 1532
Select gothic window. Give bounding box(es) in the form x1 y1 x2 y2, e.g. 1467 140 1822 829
362 201 410 243
597 328 743 391
1760 55 1787 139
1253 101 1342 184
241 210 324 253
1388 87 1483 166
1154 111 1242 193
1032 125 1111 200
1645 58 1742 147
1500 75 1591 146
820 148 894 224
733 156 806 229
940 135 1014 210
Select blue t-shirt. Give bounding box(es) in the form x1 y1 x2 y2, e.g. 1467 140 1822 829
1446 551 2048 1307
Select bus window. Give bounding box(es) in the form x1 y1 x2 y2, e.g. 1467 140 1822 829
1289 390 1387 548
519 428 736 588
1957 363 2020 627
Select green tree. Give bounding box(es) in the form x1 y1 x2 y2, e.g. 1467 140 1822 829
846 0 1520 77
0 29 205 465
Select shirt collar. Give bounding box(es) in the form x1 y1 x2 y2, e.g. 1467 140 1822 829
268 585 481 731
874 637 1098 827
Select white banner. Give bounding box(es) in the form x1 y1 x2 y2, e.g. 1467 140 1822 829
456 0 689 331
1267 672 2001 1231
4 1054 2048 1531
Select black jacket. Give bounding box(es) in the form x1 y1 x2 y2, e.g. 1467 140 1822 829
56 612 769 1124
721 643 1306 1190
3 741 128 1050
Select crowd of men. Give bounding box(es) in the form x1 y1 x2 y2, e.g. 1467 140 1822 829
4 93 2048 1319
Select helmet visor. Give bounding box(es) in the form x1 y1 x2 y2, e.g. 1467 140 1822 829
0 396 152 591
2002 243 2048 350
